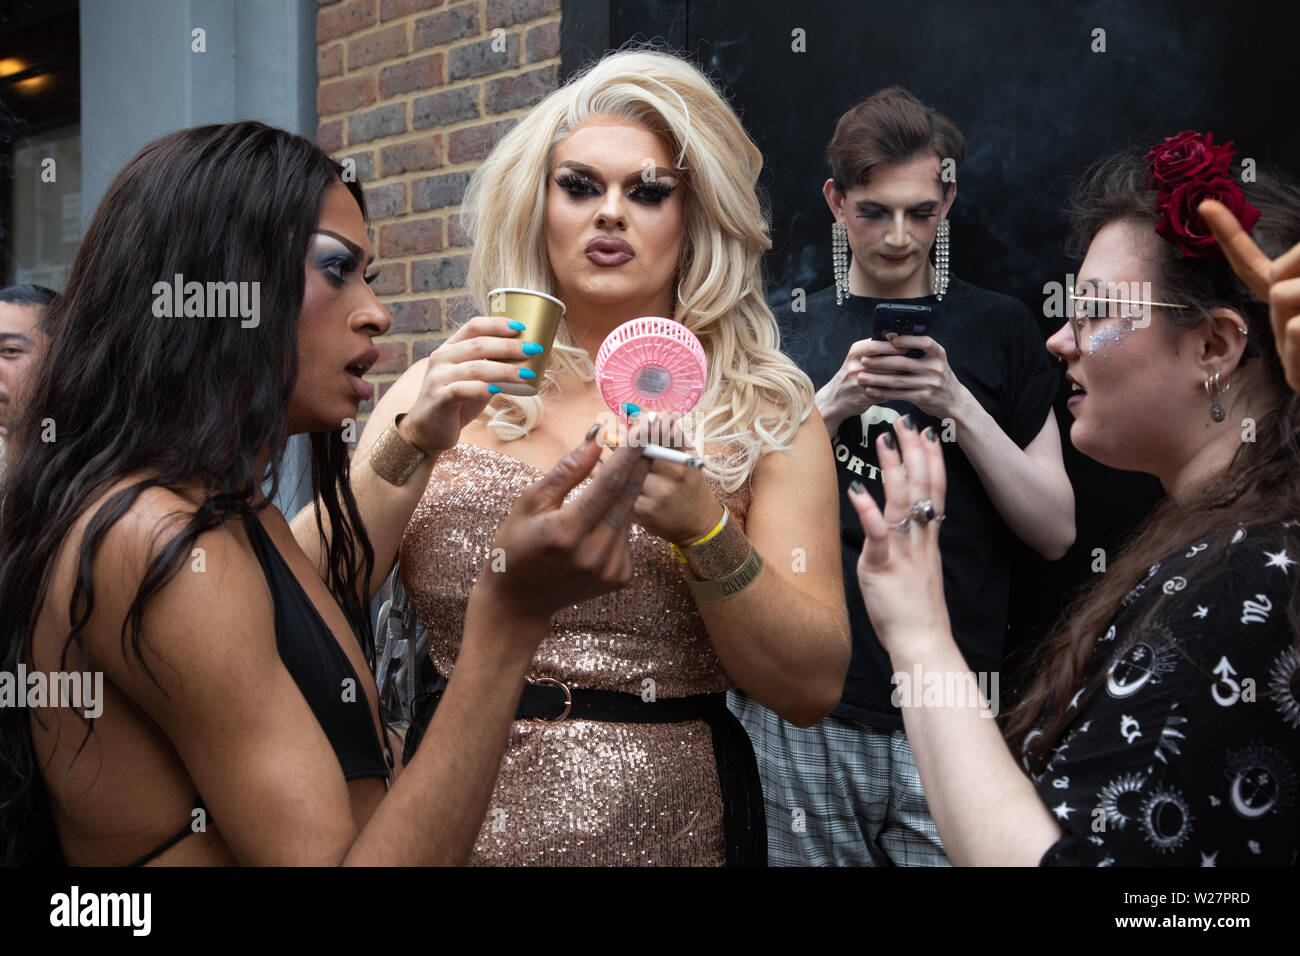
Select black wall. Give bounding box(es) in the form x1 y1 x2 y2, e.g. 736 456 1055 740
562 0 1300 665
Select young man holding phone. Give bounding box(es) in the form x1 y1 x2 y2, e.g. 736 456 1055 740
729 87 1074 866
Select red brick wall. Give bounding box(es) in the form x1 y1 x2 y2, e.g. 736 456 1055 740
315 0 562 414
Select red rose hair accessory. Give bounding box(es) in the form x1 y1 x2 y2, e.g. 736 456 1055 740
1146 131 1261 258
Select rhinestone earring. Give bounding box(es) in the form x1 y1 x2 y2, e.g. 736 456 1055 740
832 221 849 305
1205 371 1229 422
932 218 950 300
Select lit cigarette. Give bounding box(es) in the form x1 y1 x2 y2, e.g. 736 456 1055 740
601 433 704 470
641 444 705 469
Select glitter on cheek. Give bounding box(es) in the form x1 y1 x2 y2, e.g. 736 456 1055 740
1086 322 1130 357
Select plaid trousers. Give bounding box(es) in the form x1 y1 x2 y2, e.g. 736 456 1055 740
727 689 951 867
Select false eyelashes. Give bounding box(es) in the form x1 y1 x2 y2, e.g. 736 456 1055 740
310 233 378 286
554 172 676 204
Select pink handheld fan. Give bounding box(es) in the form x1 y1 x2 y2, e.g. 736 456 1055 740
594 316 707 415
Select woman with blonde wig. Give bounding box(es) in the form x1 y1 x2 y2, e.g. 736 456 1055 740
358 48 850 865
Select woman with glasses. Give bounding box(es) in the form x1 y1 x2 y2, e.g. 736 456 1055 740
845 134 1300 865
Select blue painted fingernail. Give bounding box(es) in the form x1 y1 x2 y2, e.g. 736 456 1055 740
518 368 536 380
522 342 544 355
507 320 526 331
621 402 641 417
488 384 500 394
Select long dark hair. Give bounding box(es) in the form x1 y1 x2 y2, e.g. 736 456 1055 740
0 122 375 864
1004 148 1300 772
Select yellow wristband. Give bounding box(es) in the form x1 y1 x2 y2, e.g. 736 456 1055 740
669 505 728 564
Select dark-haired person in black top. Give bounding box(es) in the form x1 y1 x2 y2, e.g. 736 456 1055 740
729 88 1074 866
0 122 655 866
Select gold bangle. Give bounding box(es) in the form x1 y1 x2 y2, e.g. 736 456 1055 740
687 546 763 605
368 413 428 486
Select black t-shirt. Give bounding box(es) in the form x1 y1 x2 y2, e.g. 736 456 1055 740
775 279 1059 729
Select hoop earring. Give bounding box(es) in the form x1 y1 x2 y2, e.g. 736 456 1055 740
932 219 950 300
1204 371 1229 422
832 221 849 305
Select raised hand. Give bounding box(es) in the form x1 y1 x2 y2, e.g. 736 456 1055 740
401 315 541 453
845 417 951 659
1200 198 1300 391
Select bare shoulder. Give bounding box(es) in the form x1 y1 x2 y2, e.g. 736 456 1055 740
750 396 830 489
46 477 275 698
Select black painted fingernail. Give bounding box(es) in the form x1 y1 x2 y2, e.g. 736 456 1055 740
849 480 866 495
924 425 937 442
900 414 916 431
585 422 601 443
882 431 896 449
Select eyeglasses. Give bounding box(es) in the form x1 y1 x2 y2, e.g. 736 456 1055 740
1067 294 1190 352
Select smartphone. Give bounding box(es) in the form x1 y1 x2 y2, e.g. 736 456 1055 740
873 303 932 359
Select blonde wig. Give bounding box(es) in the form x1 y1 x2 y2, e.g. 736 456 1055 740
460 47 813 492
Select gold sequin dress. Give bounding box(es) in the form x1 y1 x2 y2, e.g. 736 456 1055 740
399 442 753 865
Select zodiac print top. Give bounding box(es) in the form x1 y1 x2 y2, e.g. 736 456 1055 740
1028 522 1300 866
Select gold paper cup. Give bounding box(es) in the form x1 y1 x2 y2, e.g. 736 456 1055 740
487 287 565 396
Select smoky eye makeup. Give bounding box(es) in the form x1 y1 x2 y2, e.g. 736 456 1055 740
856 203 936 219
310 232 374 286
629 178 677 203
554 166 679 204
554 170 600 196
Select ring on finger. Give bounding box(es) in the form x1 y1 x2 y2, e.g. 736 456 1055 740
909 499 937 524
888 516 911 534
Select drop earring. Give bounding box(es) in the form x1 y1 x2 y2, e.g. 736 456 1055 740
932 218 950 300
1205 371 1229 422
832 221 849 306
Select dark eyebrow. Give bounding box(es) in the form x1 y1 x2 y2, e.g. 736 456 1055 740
555 161 679 185
0 332 31 345
632 167 679 185
317 229 375 268
555 160 601 180
855 200 938 211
